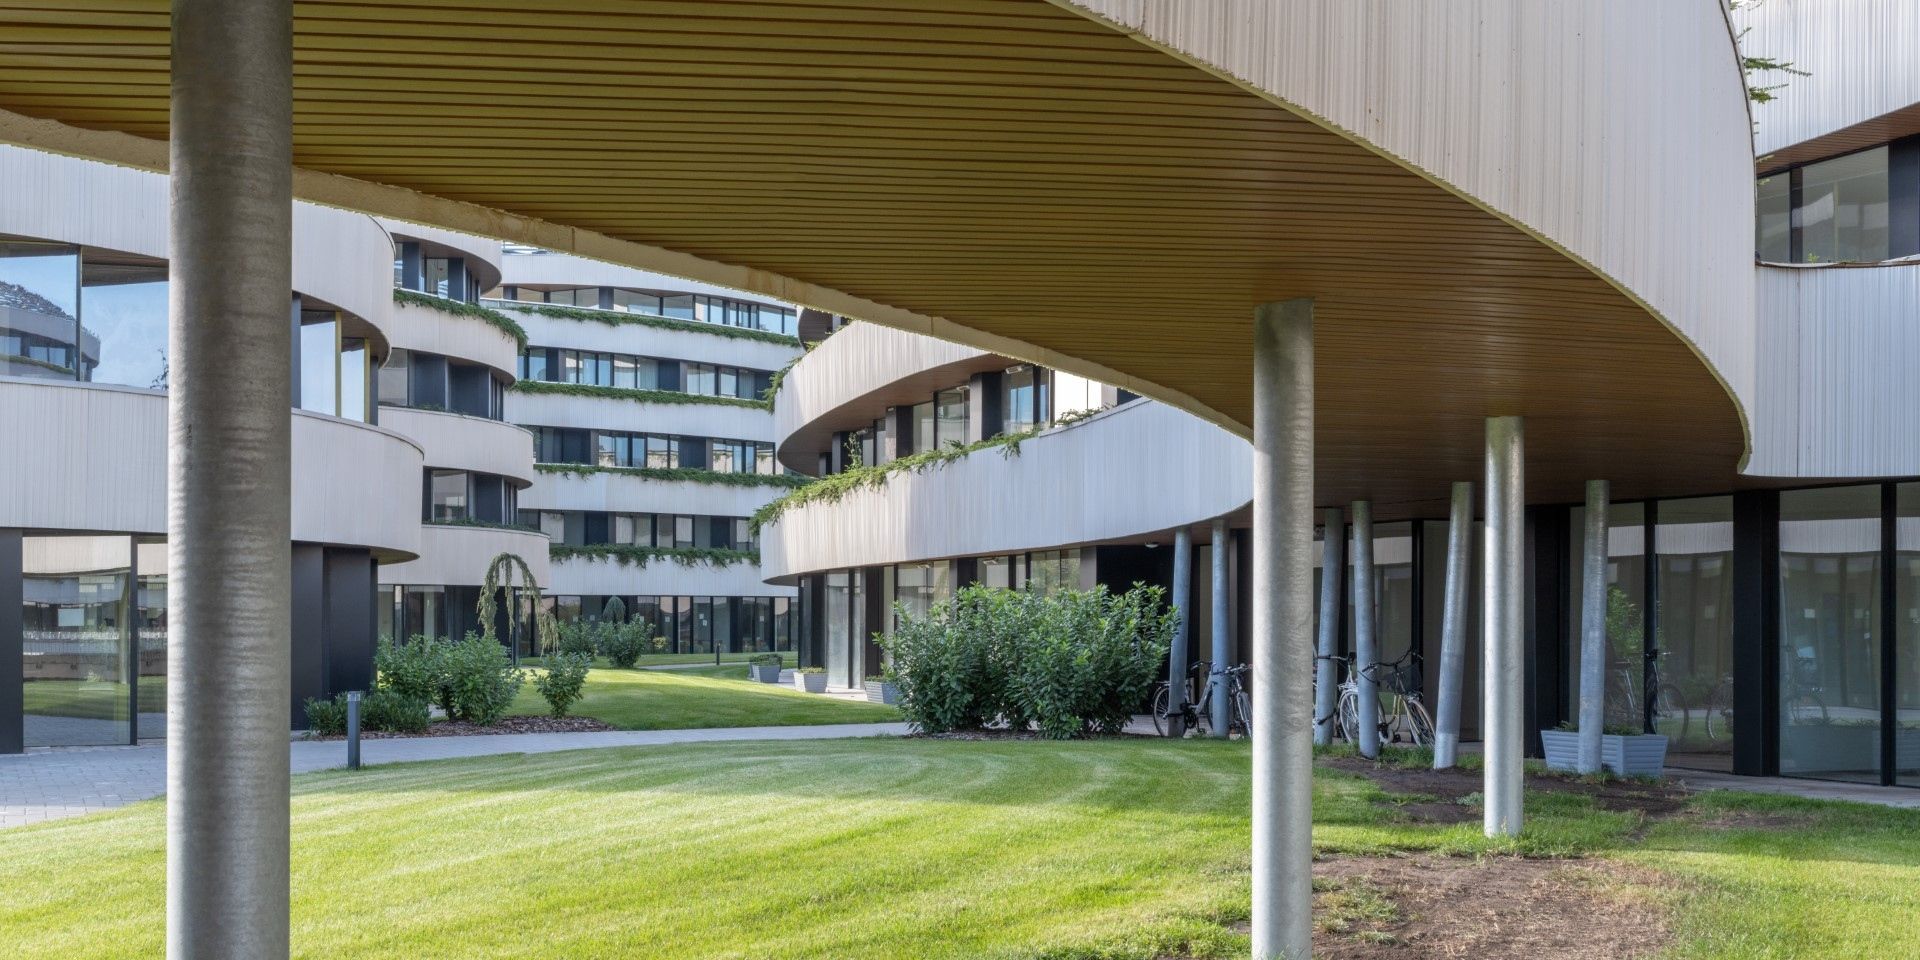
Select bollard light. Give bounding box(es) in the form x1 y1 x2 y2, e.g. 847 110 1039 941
345 690 363 771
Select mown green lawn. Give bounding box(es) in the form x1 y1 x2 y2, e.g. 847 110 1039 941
3 739 1917 959
20 679 166 720
507 664 898 729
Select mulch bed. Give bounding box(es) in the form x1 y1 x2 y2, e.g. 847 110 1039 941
303 715 613 740
1319 755 1691 826
1310 854 1671 959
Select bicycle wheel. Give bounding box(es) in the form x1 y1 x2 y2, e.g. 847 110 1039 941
1405 697 1435 747
1653 682 1688 745
1234 689 1252 739
1337 690 1359 745
1150 685 1171 737
1704 687 1729 743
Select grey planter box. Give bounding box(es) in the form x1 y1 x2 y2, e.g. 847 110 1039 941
794 672 827 693
748 664 782 683
863 680 900 705
1540 729 1669 777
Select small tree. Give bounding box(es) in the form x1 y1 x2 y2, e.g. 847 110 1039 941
477 551 559 656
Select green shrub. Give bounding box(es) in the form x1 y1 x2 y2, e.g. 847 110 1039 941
799 666 825 674
598 619 652 669
535 653 592 718
555 620 600 658
883 584 1173 738
748 653 783 667
439 632 524 724
376 634 444 705
304 696 347 735
361 688 430 733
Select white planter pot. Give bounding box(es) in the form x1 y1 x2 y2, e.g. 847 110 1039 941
863 680 900 705
748 664 782 683
794 672 827 693
1540 729 1669 777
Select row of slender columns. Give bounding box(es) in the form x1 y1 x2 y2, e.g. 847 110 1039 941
1311 507 1343 747
1165 526 1194 737
1349 500 1379 758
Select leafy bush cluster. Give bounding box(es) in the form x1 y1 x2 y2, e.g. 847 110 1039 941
534 653 592 718
370 633 525 726
302 688 430 736
554 616 663 668
882 584 1174 739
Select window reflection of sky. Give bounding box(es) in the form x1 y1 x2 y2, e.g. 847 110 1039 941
83 280 169 389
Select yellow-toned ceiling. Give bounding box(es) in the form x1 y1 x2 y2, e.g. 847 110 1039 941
0 0 1748 518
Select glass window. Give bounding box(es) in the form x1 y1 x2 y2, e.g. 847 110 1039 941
538 511 566 542
1655 496 1736 769
595 432 619 467
1003 365 1037 433
673 516 694 549
1897 484 1920 786
1756 173 1792 262
936 387 968 449
428 469 469 521
660 294 694 320
646 435 677 469
711 441 737 475
423 258 451 298
1780 486 1882 782
80 260 168 389
755 443 775 475
22 535 135 746
912 401 935 457
560 350 584 384
686 363 715 396
519 348 548 383
380 347 411 406
613 355 638 390
1798 147 1890 263
0 241 83 380
1028 550 1080 594
717 367 738 398
713 599 734 655
611 289 658 314
513 287 546 303
338 338 368 422
298 312 339 416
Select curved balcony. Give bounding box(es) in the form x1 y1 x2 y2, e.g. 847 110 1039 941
378 219 504 294
0 1 1756 517
760 399 1249 582
505 388 775 444
1737 0 1920 171
384 297 523 380
0 378 422 560
1749 261 1920 479
773 322 1003 473
377 523 552 589
496 301 801 374
523 467 792 520
546 552 787 599
377 407 537 487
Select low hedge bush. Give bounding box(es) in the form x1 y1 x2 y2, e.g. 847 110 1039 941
534 652 592 718
883 584 1173 738
439 632 524 724
301 688 430 735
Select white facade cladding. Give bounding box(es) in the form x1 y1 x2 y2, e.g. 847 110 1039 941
488 250 803 651
1736 0 1920 160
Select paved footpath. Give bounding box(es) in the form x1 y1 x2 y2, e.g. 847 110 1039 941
0 722 908 830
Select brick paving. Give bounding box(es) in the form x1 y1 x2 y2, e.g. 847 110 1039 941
0 722 908 829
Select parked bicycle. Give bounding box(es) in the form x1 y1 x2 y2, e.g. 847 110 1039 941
1324 650 1433 748
1152 660 1252 738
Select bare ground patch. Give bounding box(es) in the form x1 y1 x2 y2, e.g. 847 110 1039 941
1309 854 1670 959
1319 755 1691 825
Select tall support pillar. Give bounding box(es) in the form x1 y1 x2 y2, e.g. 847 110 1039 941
1350 500 1378 758
1208 516 1231 738
1576 479 1610 775
169 1 294 956
1251 299 1314 960
1313 506 1344 746
1165 526 1194 736
1433 482 1472 769
1483 416 1526 838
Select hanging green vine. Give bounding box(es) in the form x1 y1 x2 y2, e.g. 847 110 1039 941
393 289 528 346
487 300 801 347
550 544 760 568
478 551 560 655
534 462 809 489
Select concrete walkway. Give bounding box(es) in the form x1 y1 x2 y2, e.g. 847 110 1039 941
1668 768 1920 810
0 722 908 829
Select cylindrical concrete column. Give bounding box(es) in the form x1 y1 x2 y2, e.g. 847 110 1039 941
1209 516 1231 738
1313 506 1344 747
1483 416 1526 838
1350 500 1378 758
168 1 294 957
1251 299 1314 960
1434 481 1473 769
1577 479 1611 775
1165 525 1193 737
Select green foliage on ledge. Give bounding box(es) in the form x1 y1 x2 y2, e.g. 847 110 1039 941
511 379 770 410
749 407 1104 535
393 289 528 347
550 544 761 568
426 518 542 534
534 462 809 489
491 300 802 347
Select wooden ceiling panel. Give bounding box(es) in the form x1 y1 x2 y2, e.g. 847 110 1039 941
0 0 1750 519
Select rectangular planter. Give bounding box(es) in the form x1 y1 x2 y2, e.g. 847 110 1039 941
1540 729 1669 777
793 672 827 694
863 680 900 705
748 664 782 684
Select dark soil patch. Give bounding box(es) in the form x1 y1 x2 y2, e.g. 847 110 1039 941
1321 756 1690 825
304 715 613 740
1310 854 1669 959
1688 810 1816 831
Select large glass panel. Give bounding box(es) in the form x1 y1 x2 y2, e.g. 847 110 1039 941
1028 550 1080 594
1003 365 1037 433
660 294 694 320
1568 503 1649 734
1798 147 1890 263
979 555 1012 590
1418 519 1483 739
338 338 369 422
22 535 133 747
299 312 339 416
825 572 851 687
1349 522 1415 666
611 289 659 314
428 469 469 521
1755 173 1793 262
1779 485 1881 782
713 599 733 654
912 401 935 456
686 363 715 396
379 348 411 406
1656 497 1736 770
1898 484 1920 786
135 539 168 739
81 259 168 389
935 387 968 449
0 241 82 380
